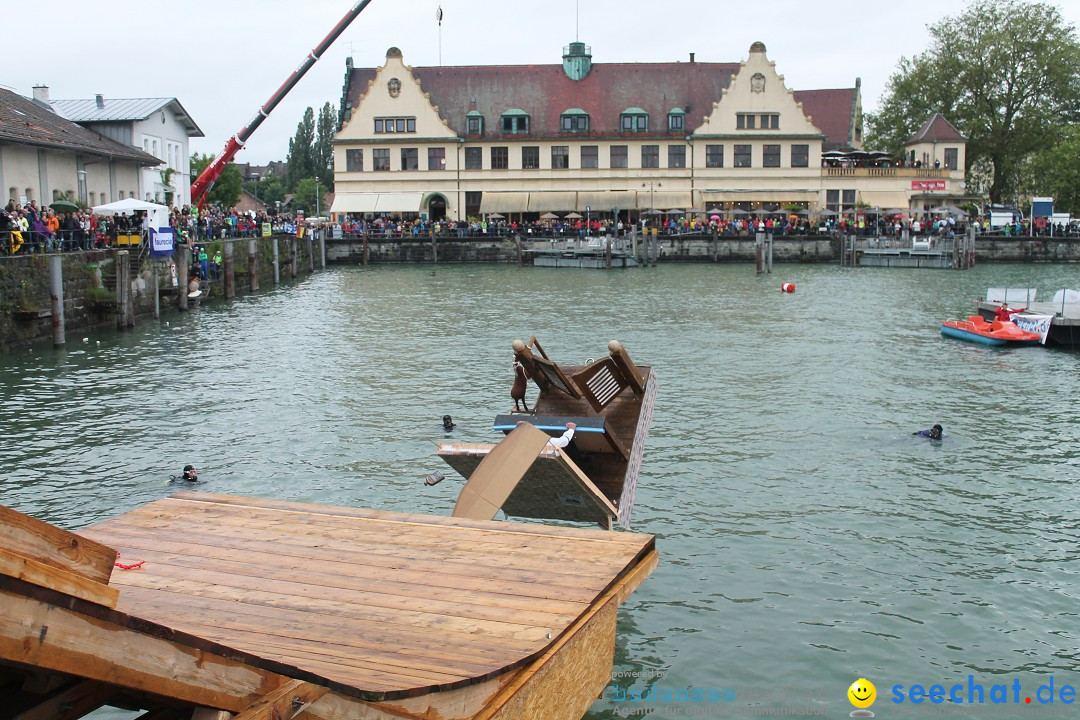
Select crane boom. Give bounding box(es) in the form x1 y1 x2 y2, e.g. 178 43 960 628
189 0 373 207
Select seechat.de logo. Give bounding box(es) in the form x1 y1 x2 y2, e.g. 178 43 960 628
848 678 877 717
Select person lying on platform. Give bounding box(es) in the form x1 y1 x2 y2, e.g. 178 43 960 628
913 424 944 440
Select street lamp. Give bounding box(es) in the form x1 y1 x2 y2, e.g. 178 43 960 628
315 178 320 217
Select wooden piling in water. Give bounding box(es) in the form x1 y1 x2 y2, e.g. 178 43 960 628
711 227 719 263
116 250 134 330
49 255 65 348
362 227 369 266
516 235 523 267
431 229 438 264
248 240 258 292
766 233 774 274
290 238 298 279
224 240 235 300
318 230 326 271
606 236 612 270
755 232 764 274
272 237 280 286
152 263 159 319
177 246 189 312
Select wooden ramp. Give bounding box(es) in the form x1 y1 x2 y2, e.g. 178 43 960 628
0 492 656 720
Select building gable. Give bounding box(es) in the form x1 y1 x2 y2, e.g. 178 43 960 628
337 48 457 142
696 43 823 139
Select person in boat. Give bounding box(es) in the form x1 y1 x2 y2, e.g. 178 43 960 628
181 464 199 481
913 424 943 440
994 303 1024 322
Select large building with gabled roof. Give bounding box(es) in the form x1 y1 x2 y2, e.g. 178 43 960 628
332 42 968 222
0 88 160 209
51 91 203 207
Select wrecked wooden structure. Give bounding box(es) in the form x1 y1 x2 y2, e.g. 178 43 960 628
438 339 657 530
0 492 656 719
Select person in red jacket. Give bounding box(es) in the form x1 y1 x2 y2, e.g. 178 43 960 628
994 303 1024 322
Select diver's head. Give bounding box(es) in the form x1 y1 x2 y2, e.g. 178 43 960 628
930 424 943 440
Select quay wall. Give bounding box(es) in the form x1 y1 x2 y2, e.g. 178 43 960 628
325 234 1080 265
0 235 318 353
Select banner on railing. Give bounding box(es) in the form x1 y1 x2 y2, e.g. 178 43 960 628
912 180 946 191
261 223 272 237
149 227 174 257
1011 314 1053 344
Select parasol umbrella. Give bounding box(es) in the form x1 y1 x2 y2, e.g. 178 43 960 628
929 206 952 214
539 212 560 220
50 199 80 213
815 209 838 217
884 208 907 216
642 209 664 216
665 209 685 215
684 208 706 214
487 212 505 219
731 209 751 216
564 212 583 219
709 215 721 221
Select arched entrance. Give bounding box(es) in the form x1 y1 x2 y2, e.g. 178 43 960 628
427 193 448 221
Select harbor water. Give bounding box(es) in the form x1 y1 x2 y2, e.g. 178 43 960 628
2 262 1078 719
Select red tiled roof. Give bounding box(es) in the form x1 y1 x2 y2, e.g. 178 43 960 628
906 113 966 144
793 89 856 150
344 60 859 149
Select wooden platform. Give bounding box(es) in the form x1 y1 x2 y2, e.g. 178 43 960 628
1 492 656 719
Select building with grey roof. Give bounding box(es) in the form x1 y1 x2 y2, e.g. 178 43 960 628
51 89 203 207
1 88 160 210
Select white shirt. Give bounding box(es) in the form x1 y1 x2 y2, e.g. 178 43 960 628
547 428 575 448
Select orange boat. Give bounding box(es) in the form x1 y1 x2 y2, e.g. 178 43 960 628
941 315 1042 346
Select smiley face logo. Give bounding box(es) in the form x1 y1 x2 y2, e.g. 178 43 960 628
848 678 876 709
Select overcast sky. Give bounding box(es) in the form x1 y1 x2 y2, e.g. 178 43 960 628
6 0 1079 165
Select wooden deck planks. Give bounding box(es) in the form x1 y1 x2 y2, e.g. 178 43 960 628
80 493 654 699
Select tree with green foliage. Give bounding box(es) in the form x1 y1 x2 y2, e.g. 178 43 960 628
292 177 325 215
315 102 337 191
285 107 317 191
189 153 243 208
243 174 287 210
866 0 1080 204
1026 125 1080 214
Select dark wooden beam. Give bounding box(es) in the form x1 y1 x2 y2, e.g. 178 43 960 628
11 680 114 720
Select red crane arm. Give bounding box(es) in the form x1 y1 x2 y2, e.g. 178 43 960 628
189 0 373 207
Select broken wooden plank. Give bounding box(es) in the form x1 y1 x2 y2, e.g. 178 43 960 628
0 550 119 608
453 424 552 521
0 505 117 585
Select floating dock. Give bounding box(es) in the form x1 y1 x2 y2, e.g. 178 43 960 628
0 492 656 719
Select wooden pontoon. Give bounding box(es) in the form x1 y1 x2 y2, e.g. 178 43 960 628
0 492 656 719
439 339 657 529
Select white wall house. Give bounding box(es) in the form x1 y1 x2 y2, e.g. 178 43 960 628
0 88 159 210
51 90 204 208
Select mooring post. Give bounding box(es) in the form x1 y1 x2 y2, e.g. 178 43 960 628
362 226 369 266
272 236 280 286
755 232 764 274
766 233 774 273
516 235 523 267
153 262 160 319
952 234 960 269
431 228 438 265
319 228 326 270
224 239 235 300
115 250 133 330
290 237 298 279
606 235 612 270
178 245 189 312
968 224 976 268
248 239 258 292
308 232 315 273
48 255 65 348
711 226 718 263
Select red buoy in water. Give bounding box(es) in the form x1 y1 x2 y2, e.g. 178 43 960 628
782 282 796 293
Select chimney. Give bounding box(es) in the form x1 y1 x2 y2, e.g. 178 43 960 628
95 94 104 108
689 53 695 63
32 85 51 105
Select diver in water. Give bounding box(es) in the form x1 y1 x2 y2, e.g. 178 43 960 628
442 415 456 432
181 464 199 481
913 424 944 440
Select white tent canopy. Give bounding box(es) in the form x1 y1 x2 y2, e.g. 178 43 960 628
91 198 169 215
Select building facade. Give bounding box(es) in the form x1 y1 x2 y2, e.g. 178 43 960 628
0 89 160 209
50 90 203 207
332 43 969 222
